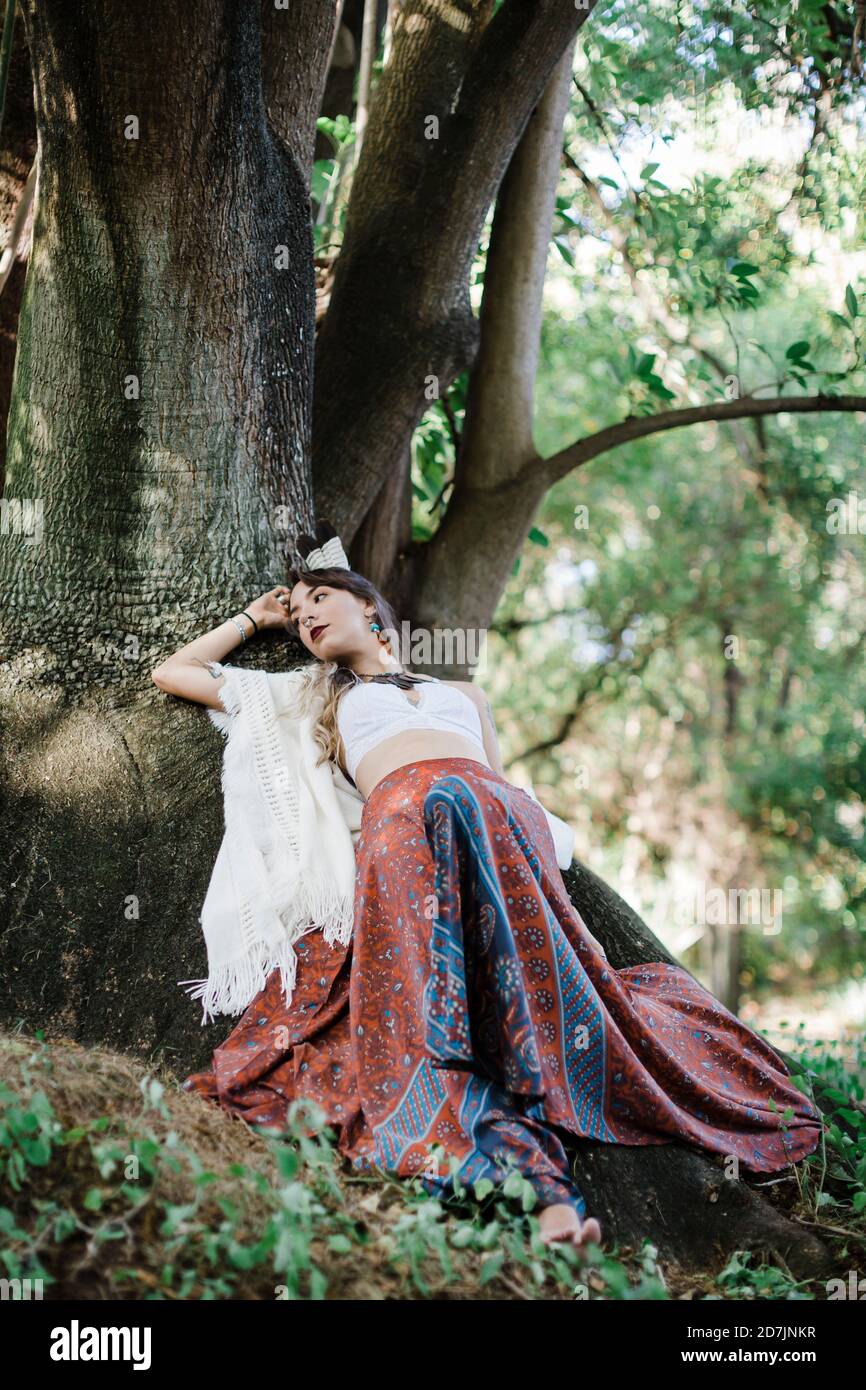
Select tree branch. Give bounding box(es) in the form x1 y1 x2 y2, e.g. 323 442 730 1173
540 394 866 488
510 607 699 765
410 41 578 644
454 40 575 491
262 0 344 187
313 0 597 539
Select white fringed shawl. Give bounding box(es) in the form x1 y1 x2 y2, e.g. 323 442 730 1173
178 662 365 1025
179 661 576 1025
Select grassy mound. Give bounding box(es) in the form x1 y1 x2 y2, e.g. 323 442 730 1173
1 1028 861 1300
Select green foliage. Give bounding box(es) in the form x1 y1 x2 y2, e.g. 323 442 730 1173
619 345 676 409
501 295 866 977
410 373 469 541
313 114 357 254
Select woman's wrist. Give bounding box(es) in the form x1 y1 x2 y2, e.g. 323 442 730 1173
156 614 256 677
229 612 258 642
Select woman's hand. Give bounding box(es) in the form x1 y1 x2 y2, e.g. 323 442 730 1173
245 587 292 632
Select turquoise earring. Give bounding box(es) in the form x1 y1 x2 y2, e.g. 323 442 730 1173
368 611 387 644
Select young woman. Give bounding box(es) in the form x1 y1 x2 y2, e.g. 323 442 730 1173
153 525 823 1256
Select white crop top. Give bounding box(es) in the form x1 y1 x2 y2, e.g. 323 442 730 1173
336 677 487 782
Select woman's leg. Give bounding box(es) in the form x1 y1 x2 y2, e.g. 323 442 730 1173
347 758 595 1237
182 929 360 1132
420 759 822 1175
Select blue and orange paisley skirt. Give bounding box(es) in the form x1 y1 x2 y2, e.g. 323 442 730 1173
182 756 823 1220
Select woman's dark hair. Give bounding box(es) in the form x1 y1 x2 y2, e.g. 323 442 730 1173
285 520 425 777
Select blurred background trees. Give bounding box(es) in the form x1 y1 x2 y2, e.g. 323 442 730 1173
405 1 866 1030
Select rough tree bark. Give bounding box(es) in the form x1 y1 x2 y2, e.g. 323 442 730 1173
0 0 339 1056
412 38 577 652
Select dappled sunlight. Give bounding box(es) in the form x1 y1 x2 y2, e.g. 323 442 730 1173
404 3 472 37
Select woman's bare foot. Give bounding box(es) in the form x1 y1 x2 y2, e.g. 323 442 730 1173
538 1202 602 1252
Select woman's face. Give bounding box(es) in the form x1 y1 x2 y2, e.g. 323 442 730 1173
288 581 373 660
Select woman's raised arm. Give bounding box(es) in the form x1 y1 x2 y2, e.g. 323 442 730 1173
151 587 292 709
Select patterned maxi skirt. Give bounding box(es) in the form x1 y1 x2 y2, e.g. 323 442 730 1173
182 757 823 1220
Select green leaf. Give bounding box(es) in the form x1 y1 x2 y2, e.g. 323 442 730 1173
327 1234 354 1254
19 1137 51 1166
310 159 336 204
646 373 676 400
503 1170 524 1199
845 284 858 318
555 202 581 227
528 527 549 547
552 235 575 268
274 1145 299 1181
786 341 811 360
449 1224 476 1248
479 1252 505 1284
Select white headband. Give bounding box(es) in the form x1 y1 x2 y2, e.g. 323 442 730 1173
303 535 350 571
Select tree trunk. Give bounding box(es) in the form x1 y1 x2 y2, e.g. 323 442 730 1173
0 0 332 1062
413 42 577 659
313 0 596 542
0 2 37 493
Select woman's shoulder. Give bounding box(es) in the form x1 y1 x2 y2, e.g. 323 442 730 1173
411 672 489 714
431 674 486 700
